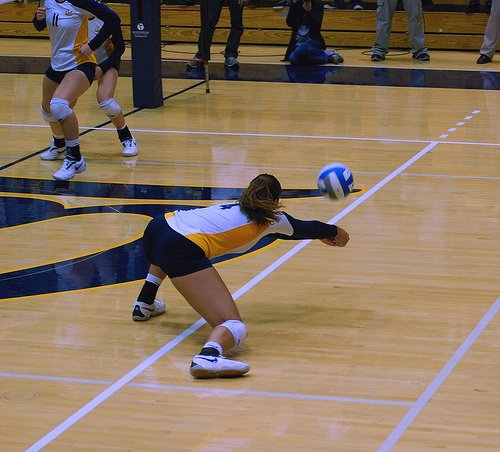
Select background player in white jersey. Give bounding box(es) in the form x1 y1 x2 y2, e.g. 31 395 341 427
89 11 138 157
132 174 350 379
33 0 120 180
38 4 138 160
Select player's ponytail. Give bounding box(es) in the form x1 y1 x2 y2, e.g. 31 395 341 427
239 173 283 225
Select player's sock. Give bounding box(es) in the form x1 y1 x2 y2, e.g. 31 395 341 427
137 273 163 305
53 135 65 149
117 125 132 142
199 341 222 357
65 139 81 161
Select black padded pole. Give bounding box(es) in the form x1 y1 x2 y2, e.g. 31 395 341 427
130 0 163 108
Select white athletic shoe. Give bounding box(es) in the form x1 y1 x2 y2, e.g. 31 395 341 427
132 299 166 321
52 157 86 181
40 141 66 161
122 138 138 157
190 355 250 379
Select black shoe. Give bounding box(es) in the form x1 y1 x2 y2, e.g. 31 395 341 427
371 53 385 62
467 1 480 13
353 2 364 10
477 54 492 64
413 52 430 61
186 53 204 70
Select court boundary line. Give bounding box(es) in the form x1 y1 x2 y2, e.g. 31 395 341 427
2 122 500 148
26 141 439 451
0 372 411 407
378 295 500 451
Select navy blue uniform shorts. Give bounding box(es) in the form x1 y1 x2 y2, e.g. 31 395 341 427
142 215 213 278
46 62 96 85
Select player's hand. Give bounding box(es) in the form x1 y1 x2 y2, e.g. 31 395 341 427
303 0 312 11
94 66 103 81
79 44 93 57
320 226 349 247
36 7 47 21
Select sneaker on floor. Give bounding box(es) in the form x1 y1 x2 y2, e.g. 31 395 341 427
326 50 344 64
413 52 430 61
122 137 138 157
132 299 166 321
224 56 239 69
52 157 86 181
186 60 203 69
186 55 204 70
353 2 364 9
40 141 66 161
477 54 492 64
190 354 250 378
371 53 385 62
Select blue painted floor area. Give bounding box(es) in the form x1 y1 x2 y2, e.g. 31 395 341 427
0 177 320 300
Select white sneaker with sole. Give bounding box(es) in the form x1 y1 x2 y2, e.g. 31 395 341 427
190 355 250 378
52 157 86 180
40 141 66 161
132 299 166 321
122 137 138 157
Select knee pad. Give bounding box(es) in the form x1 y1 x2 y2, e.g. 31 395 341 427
98 98 121 118
50 98 72 121
40 105 55 123
219 320 248 347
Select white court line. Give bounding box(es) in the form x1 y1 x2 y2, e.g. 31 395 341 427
1 122 500 147
0 372 111 385
129 383 412 406
0 373 411 407
26 141 439 451
378 296 500 452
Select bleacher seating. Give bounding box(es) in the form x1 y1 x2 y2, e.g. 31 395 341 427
0 1 490 51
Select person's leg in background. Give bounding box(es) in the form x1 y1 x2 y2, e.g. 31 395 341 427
403 0 429 60
96 67 138 157
478 0 500 63
224 0 245 68
197 0 225 60
371 0 398 61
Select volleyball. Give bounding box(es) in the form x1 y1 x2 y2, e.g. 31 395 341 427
317 162 354 200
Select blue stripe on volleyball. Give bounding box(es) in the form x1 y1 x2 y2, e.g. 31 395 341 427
318 164 354 199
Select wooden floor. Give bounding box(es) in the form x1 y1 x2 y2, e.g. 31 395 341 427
0 39 500 451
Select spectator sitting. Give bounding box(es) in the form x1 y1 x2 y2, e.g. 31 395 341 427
284 0 344 66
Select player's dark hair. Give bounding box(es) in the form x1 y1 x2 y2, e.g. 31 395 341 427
239 174 283 225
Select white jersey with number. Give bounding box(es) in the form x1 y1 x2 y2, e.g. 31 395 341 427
44 0 96 71
164 203 294 259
